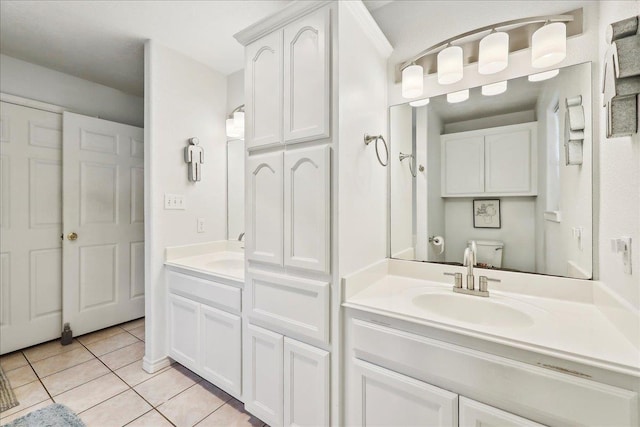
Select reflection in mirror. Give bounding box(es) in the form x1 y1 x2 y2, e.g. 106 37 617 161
390 62 592 279
227 139 244 241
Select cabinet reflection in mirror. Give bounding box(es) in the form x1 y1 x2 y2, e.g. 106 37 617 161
227 139 245 241
389 62 592 279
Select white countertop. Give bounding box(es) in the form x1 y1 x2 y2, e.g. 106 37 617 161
343 261 640 378
164 241 244 284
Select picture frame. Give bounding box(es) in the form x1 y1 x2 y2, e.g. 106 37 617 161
473 199 501 229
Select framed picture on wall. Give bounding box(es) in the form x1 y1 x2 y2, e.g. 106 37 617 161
473 199 501 229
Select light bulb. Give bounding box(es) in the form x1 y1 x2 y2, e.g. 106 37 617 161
447 89 469 103
528 69 559 82
479 31 509 75
437 46 463 85
226 118 240 138
482 81 507 96
233 111 245 137
402 64 424 98
532 22 566 68
409 98 430 107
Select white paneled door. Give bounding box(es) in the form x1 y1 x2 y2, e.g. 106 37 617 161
0 102 64 354
62 112 144 337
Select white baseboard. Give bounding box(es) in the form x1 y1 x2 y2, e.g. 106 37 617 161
142 355 172 373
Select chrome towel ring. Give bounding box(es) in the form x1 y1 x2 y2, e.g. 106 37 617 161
364 134 388 167
399 152 417 177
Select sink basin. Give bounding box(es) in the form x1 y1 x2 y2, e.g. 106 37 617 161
412 292 534 329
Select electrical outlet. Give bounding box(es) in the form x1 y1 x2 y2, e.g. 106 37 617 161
611 237 632 275
164 193 186 210
197 218 205 233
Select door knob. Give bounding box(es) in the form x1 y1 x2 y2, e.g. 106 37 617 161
67 232 78 241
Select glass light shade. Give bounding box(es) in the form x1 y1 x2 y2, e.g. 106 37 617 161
226 118 240 138
437 46 463 84
528 69 559 82
409 98 430 107
402 64 424 98
532 22 566 68
447 89 469 103
482 81 507 96
478 32 509 75
233 111 245 136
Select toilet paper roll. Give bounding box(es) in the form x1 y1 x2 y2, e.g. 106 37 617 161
431 235 445 255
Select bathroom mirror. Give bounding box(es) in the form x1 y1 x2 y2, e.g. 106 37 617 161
227 139 244 241
389 62 593 279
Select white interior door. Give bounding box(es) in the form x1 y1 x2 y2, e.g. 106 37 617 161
0 101 64 354
62 112 144 337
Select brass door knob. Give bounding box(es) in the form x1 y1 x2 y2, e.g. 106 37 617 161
67 232 78 241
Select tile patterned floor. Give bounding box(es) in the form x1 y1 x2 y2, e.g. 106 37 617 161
0 318 266 427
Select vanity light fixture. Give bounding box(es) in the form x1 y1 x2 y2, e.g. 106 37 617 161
531 22 567 68
226 104 245 139
482 81 507 96
402 63 424 98
409 98 430 107
528 69 560 82
437 45 464 85
447 89 469 103
478 31 509 75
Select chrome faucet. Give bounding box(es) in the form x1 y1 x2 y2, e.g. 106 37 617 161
463 240 477 290
444 240 500 297
237 232 245 242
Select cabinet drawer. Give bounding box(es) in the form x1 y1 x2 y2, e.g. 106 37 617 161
167 270 241 314
351 318 638 427
247 270 329 344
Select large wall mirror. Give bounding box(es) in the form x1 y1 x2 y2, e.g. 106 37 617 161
389 62 593 279
227 139 244 241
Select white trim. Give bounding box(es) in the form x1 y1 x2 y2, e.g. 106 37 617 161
142 355 172 373
544 211 562 222
0 92 67 114
341 0 393 58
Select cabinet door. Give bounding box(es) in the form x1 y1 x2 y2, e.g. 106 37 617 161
245 323 284 427
168 293 199 367
283 146 330 273
247 152 284 266
442 135 485 196
459 397 545 427
284 338 330 427
200 305 241 397
350 359 458 427
485 129 535 194
283 8 331 144
246 30 283 149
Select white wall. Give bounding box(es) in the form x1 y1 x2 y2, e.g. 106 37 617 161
226 68 245 241
0 54 143 127
144 41 227 368
597 1 640 309
226 69 244 114
444 110 536 134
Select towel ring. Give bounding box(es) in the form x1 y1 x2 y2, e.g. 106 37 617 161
364 134 388 167
399 152 417 177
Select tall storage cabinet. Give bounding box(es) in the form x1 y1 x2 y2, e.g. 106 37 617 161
235 1 391 425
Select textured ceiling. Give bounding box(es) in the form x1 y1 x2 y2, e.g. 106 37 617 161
0 1 292 96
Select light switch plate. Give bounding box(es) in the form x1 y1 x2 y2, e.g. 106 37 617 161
164 193 186 210
197 218 205 233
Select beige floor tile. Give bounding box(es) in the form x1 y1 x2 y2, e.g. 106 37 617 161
77 326 124 346
54 372 128 414
41 359 110 396
121 318 145 331
128 325 145 341
158 381 231 427
0 398 53 425
1 380 50 417
197 398 265 427
99 341 145 371
31 346 94 378
127 409 174 427
134 365 201 407
85 332 139 356
114 360 173 387
79 389 152 427
5 365 38 388
0 351 28 372
23 339 82 363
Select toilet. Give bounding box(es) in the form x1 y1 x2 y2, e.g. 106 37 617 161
468 240 504 268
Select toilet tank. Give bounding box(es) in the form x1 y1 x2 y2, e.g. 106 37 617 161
468 240 504 268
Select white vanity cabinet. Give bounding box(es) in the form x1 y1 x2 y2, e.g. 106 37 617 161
459 397 544 427
245 8 330 150
167 270 242 398
442 122 537 197
245 323 330 427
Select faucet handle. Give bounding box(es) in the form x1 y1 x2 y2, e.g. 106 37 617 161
478 276 500 292
444 272 463 288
